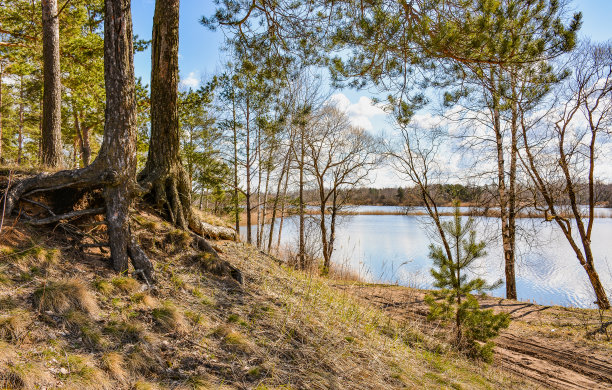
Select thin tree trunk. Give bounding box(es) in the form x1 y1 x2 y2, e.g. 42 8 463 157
73 106 84 167
38 100 42 164
276 153 291 253
319 182 330 272
268 152 290 252
232 93 240 237
256 125 261 248
259 148 272 249
492 75 517 300
508 82 519 300
327 189 338 270
18 77 23 165
72 135 78 168
41 0 63 167
245 95 252 244
199 186 203 210
0 65 3 162
299 123 305 269
81 124 91 166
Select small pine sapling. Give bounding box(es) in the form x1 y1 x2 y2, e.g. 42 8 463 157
425 201 510 361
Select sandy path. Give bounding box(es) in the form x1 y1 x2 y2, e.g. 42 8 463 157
334 284 612 390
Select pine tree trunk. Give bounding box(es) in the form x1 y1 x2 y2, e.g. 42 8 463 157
18 77 23 165
492 77 517 300
299 124 305 269
101 0 139 274
41 0 63 168
232 95 240 237
138 0 192 229
245 96 252 244
0 65 3 162
81 124 91 166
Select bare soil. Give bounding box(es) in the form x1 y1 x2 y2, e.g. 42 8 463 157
333 283 612 390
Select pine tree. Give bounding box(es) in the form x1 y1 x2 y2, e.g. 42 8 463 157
425 201 510 362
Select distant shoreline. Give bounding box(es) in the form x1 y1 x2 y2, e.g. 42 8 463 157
237 206 612 226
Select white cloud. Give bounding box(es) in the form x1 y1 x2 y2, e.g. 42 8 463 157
180 71 200 89
329 93 387 130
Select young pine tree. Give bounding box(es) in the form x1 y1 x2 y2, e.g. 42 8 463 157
425 201 510 362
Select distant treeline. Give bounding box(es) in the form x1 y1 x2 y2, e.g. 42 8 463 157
345 185 484 207
317 183 612 208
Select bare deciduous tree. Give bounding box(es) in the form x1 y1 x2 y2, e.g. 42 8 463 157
521 42 612 309
305 105 381 271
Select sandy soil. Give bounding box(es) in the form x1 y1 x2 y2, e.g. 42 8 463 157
333 283 612 390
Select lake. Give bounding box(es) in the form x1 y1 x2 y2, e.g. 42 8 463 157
241 206 612 308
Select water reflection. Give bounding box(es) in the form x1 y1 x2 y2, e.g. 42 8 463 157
242 207 612 308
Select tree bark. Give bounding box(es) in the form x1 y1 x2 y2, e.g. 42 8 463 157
298 123 305 269
138 0 192 230
0 64 3 162
41 0 63 168
232 92 240 237
245 95 252 244
267 152 290 252
18 77 23 165
101 0 139 274
491 72 517 300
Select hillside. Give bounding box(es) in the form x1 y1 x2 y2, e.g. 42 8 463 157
0 205 533 389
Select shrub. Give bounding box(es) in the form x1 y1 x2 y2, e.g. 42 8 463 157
425 202 510 361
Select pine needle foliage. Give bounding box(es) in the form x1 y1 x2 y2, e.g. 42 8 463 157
425 201 510 361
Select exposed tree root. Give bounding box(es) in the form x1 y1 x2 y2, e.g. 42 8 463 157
191 233 243 284
1 167 155 283
138 165 241 283
138 167 191 230
26 207 105 226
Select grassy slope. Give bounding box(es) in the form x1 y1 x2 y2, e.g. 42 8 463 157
0 209 531 390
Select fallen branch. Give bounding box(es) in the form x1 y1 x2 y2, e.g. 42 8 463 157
26 207 105 226
20 197 56 216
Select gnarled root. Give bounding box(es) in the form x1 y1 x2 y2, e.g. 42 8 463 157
138 165 241 283
1 167 155 282
189 216 237 241
191 233 243 284
138 167 191 230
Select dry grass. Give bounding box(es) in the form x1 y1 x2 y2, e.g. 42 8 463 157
151 301 187 334
101 352 127 383
0 361 51 389
130 292 157 308
33 278 98 316
61 354 112 390
0 206 540 389
111 276 141 294
0 310 31 342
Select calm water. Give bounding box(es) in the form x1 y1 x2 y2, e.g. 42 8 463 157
242 206 612 308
